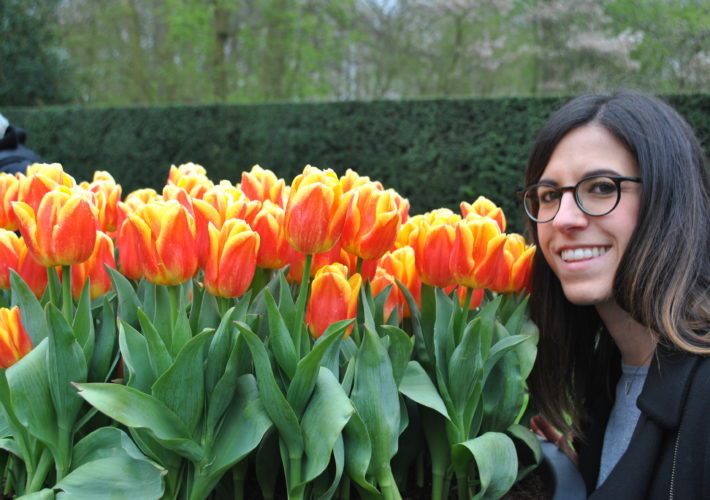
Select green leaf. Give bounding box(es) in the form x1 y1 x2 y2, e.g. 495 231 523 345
71 427 153 468
204 306 237 394
264 289 298 379
106 267 141 328
71 279 94 362
137 309 173 376
483 331 530 380
10 270 49 345
382 325 413 387
89 298 117 382
205 324 245 431
171 288 192 356
448 317 484 416
151 330 213 434
350 327 400 472
507 424 542 480
399 361 450 421
342 408 378 493
301 368 354 482
452 432 518 500
118 320 156 392
516 319 539 380
286 321 348 418
6 340 59 453
75 382 204 462
433 287 455 386
237 323 304 456
54 456 165 499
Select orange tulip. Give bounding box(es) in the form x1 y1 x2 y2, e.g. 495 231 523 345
339 169 383 193
204 219 260 298
450 215 502 289
409 211 461 288
341 184 401 261
455 285 485 310
241 165 287 207
162 185 195 216
460 196 506 232
284 239 344 284
379 246 421 317
167 163 208 186
0 174 20 230
371 267 401 322
0 229 23 289
284 165 350 255
84 171 123 232
13 188 98 267
16 241 48 298
474 233 535 294
118 201 198 285
0 307 33 369
250 201 289 269
71 231 116 299
305 263 362 338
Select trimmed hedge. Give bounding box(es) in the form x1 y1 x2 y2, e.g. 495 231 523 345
5 95 709 233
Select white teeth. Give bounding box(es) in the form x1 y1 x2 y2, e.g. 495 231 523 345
560 247 609 262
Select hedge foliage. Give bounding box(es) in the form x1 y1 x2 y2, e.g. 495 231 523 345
5 94 709 233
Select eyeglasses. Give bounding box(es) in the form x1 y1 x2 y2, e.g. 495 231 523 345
519 175 642 223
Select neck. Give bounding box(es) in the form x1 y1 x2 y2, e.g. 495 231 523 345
595 300 657 366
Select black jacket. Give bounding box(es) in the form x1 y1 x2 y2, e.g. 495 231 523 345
577 343 710 499
0 126 44 174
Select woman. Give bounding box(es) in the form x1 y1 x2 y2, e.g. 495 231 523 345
520 90 710 499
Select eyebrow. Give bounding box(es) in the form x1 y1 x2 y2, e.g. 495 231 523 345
538 168 626 186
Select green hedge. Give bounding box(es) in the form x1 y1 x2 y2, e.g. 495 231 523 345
5 95 709 233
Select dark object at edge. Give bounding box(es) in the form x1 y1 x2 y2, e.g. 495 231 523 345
539 438 587 500
0 126 45 174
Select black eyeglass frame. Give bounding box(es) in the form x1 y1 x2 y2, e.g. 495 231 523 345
518 174 642 223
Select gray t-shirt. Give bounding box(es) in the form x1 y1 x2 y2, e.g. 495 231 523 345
596 362 649 487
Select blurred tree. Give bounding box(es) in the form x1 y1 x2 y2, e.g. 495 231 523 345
0 0 73 105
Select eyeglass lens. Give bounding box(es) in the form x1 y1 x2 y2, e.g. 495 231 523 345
524 176 620 222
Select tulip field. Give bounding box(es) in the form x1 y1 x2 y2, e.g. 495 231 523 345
0 163 539 499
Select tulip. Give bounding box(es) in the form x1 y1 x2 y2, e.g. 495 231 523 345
118 201 198 286
371 267 401 322
455 285 485 311
460 196 506 232
474 233 535 294
379 246 421 317
71 231 116 299
285 239 344 284
17 163 76 213
450 215 502 289
0 306 33 369
167 163 207 186
250 201 289 269
16 241 49 298
0 229 23 289
13 187 98 267
162 185 195 216
0 173 20 230
409 211 461 288
84 171 122 232
341 184 401 261
284 165 350 255
340 169 383 193
204 219 260 298
241 165 287 207
305 263 361 338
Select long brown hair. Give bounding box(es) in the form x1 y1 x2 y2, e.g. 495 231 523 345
523 91 710 437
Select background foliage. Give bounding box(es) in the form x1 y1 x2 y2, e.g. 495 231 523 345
1 0 709 107
5 94 709 233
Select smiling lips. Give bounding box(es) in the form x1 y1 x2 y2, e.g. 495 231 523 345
560 246 610 262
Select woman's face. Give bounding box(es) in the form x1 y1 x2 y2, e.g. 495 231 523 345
537 125 642 306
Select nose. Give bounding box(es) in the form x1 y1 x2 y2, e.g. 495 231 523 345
551 191 588 231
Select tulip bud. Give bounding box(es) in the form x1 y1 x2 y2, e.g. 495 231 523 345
306 263 361 338
71 231 116 299
341 184 401 261
0 306 32 369
204 219 260 298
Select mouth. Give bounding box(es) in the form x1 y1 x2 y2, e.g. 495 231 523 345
560 246 610 262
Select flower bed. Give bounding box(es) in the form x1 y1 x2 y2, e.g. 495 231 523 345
0 163 538 499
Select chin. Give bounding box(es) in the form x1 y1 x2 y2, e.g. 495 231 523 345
560 283 612 306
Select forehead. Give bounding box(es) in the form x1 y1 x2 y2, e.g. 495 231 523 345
540 125 639 183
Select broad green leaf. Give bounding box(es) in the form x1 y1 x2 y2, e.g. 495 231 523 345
71 279 94 362
106 267 141 328
342 408 378 493
255 429 280 500
46 305 88 431
137 309 173 376
192 374 272 497
286 321 348 417
301 368 354 482
75 382 204 462
507 424 542 480
433 287 455 385
399 361 450 420
151 330 213 434
204 306 237 394
483 331 530 381
205 327 247 431
350 327 400 472
237 324 304 455
315 434 346 500
0 372 33 465
171 288 192 356
10 270 49 345
0 437 21 457
360 283 377 335
6 340 59 453
54 456 164 499
452 432 518 500
382 325 413 387
264 289 298 379
481 345 525 433
118 320 156 392
448 317 484 415
16 490 54 500
71 427 152 468
516 319 539 380
503 295 529 336
89 297 116 382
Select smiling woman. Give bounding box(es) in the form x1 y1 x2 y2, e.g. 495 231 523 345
521 91 710 500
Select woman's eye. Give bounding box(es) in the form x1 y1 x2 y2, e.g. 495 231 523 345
538 189 560 204
586 180 616 195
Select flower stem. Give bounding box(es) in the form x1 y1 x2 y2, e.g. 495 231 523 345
293 254 313 355
355 257 363 276
232 460 247 500
26 446 52 493
62 265 73 322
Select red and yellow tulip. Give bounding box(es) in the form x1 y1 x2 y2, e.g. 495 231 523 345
250 201 289 269
408 210 461 288
341 184 401 261
305 263 361 338
241 165 287 207
0 229 23 289
0 306 33 369
449 215 502 289
13 187 99 267
0 174 20 230
71 231 116 299
460 196 506 232
284 166 350 255
378 246 421 317
204 219 260 298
